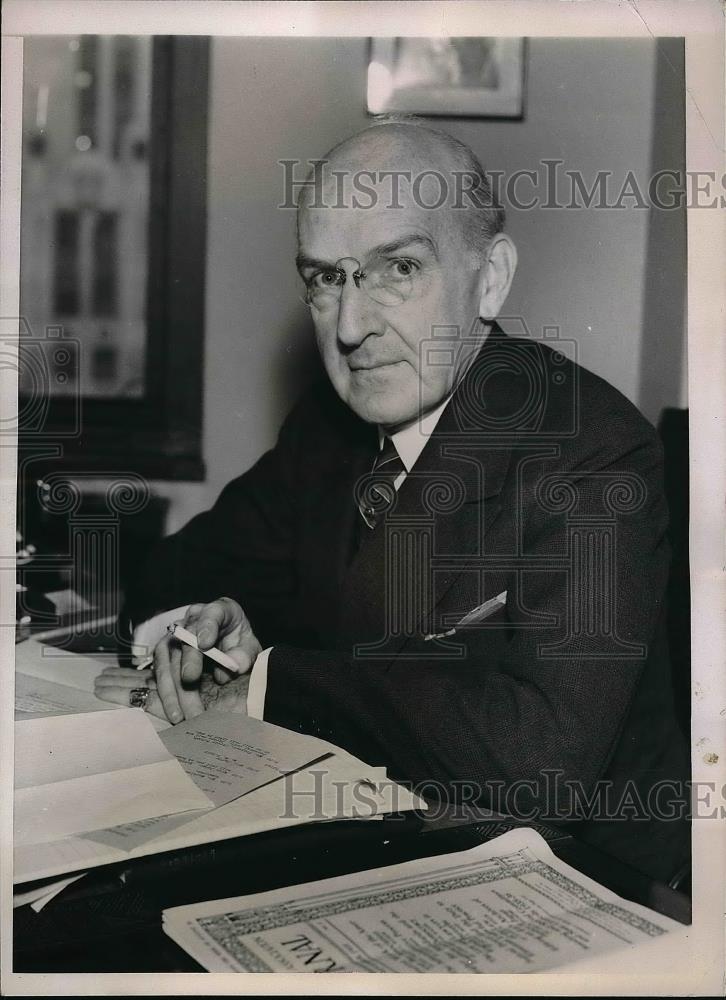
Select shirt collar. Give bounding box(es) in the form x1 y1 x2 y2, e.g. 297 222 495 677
378 394 451 473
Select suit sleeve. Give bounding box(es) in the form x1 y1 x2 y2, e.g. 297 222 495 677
120 400 305 648
261 419 672 811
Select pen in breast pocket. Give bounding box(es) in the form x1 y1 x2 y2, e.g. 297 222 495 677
423 590 507 642
167 622 242 673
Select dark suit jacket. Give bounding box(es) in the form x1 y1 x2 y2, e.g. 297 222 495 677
124 327 689 882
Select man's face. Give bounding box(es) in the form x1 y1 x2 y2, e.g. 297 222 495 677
297 178 485 430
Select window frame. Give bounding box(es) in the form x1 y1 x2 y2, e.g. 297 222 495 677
19 36 209 481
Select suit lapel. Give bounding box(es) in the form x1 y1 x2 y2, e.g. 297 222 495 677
337 327 515 660
298 398 378 643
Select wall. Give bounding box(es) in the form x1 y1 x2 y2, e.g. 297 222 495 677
159 36 686 532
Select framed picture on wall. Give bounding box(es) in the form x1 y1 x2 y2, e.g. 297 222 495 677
367 37 526 118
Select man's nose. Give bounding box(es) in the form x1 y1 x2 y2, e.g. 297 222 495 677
335 278 380 348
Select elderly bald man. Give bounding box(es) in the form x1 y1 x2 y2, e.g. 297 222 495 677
97 119 689 883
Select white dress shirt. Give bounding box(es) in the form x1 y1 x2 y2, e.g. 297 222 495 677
138 395 452 719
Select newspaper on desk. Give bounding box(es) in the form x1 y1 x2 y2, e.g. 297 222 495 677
162 827 684 974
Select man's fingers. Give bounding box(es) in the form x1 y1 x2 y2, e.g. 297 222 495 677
179 604 219 651
95 667 155 692
93 682 168 722
180 599 260 678
94 664 204 723
173 644 207 720
94 668 166 720
179 643 204 684
153 636 184 724
186 602 226 648
224 642 257 674
162 638 208 720
135 599 260 721
185 597 246 649
139 689 168 721
95 666 155 682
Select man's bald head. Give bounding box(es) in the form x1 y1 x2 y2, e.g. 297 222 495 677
295 117 517 429
297 117 505 257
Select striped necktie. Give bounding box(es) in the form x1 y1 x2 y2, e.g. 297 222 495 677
358 436 406 530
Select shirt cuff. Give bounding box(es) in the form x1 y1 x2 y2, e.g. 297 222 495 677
246 646 272 719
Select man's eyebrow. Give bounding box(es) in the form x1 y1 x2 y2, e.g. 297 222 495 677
295 234 439 272
371 234 439 258
295 252 331 272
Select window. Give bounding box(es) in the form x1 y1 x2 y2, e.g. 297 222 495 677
19 35 209 479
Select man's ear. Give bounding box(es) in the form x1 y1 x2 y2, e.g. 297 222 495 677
478 234 518 320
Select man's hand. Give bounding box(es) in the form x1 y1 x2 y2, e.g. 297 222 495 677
94 666 168 720
198 671 251 714
96 598 261 723
156 597 261 722
93 667 252 722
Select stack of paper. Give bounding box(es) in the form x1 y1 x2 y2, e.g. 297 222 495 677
160 710 341 807
14 650 428 886
14 709 212 846
80 710 402 854
14 638 170 732
162 827 685 974
15 747 425 885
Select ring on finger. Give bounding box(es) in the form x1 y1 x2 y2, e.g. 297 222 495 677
129 687 151 710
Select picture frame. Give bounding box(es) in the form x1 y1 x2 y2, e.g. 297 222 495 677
367 37 526 119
